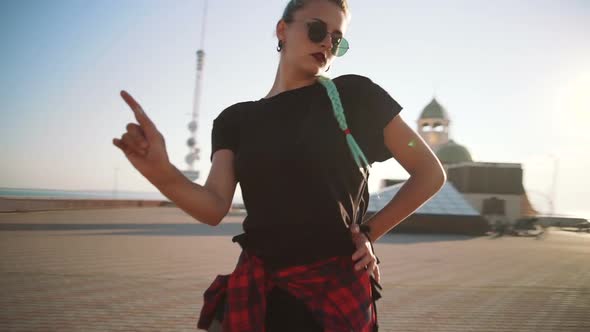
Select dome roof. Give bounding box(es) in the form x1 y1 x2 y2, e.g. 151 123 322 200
436 139 473 164
420 98 449 120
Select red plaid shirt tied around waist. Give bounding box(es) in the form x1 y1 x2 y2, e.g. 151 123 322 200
197 248 381 332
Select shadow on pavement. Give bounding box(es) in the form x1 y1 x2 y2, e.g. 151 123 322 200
0 223 482 243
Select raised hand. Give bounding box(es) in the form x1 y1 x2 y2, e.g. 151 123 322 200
113 90 172 186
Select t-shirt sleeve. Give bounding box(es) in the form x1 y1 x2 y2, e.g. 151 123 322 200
210 104 241 161
358 76 403 164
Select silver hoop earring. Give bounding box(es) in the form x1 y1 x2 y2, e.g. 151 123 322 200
277 40 284 52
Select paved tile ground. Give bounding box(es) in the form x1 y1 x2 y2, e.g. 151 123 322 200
1 207 589 331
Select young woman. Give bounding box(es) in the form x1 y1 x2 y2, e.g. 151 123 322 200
113 1 446 331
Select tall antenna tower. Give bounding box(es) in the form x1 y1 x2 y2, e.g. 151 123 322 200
182 0 208 182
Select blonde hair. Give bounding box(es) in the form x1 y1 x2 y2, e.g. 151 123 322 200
280 0 349 23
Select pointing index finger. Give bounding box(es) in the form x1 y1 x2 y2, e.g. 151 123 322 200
120 90 155 131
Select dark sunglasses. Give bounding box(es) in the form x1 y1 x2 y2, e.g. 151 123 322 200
304 20 349 57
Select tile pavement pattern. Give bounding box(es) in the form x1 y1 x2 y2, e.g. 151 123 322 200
0 207 589 331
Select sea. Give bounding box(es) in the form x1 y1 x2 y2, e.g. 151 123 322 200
0 187 169 201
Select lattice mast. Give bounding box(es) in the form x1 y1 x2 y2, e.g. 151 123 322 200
183 0 208 181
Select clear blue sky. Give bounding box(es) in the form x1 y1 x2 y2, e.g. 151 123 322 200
1 0 589 218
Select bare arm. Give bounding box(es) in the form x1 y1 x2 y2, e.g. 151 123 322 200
153 150 238 226
113 90 237 226
364 114 447 241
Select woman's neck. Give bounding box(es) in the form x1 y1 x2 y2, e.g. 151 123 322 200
264 64 318 99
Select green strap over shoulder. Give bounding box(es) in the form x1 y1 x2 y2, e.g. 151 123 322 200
317 75 371 174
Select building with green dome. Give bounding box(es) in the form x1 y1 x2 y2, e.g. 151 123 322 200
371 96 541 234
417 97 473 165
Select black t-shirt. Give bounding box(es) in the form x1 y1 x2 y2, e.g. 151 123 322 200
210 74 403 268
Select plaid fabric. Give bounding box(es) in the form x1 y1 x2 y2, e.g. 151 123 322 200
197 250 378 332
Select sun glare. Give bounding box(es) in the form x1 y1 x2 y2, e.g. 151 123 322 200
553 70 590 135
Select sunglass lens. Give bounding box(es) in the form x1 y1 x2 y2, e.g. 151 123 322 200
332 37 349 57
308 21 327 43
